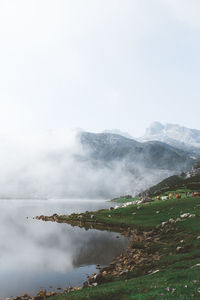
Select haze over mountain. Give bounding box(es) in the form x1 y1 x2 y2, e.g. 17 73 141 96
80 132 193 171
140 122 200 155
103 129 133 139
78 131 195 197
0 123 199 200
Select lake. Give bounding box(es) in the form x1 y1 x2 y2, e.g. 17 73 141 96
0 199 129 298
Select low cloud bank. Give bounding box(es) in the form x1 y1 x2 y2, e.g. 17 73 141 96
0 130 174 199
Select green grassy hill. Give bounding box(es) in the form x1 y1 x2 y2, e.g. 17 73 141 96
138 174 200 198
43 187 200 300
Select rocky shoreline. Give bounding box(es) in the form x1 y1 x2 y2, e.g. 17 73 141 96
27 210 177 299
12 196 197 300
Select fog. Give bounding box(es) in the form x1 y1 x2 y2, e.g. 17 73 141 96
0 199 128 297
0 129 176 199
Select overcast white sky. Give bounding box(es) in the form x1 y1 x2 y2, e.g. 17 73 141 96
0 0 200 137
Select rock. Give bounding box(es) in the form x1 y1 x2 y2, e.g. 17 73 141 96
65 286 73 293
176 246 184 253
180 213 196 219
180 213 190 218
46 292 54 297
83 281 89 288
90 215 94 219
119 269 128 276
92 283 98 287
95 273 105 283
176 218 181 222
148 269 159 275
161 221 168 227
191 263 200 269
35 290 46 300
189 214 196 218
142 197 153 203
74 286 82 291
169 218 175 224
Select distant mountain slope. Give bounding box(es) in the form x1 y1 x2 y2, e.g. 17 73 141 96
103 129 133 139
138 167 200 197
140 122 200 156
79 132 194 172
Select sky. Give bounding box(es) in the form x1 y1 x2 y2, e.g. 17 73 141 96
0 0 200 137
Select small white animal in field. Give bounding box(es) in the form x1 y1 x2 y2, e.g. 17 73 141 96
161 196 168 200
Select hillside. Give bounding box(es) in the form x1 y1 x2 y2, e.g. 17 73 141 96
138 167 200 198
36 180 200 299
79 132 194 172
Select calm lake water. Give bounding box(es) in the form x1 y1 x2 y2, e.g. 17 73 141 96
0 199 129 298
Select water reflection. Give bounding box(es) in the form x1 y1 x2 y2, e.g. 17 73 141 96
0 200 128 298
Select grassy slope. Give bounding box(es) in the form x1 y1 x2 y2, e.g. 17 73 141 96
62 194 199 229
49 193 200 300
138 173 200 198
110 197 138 203
111 172 200 204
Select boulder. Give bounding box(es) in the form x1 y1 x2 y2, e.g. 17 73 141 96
83 281 89 288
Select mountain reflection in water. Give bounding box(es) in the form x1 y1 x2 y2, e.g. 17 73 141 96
0 199 129 298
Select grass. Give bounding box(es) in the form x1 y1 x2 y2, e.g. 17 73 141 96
48 190 200 300
49 261 200 299
110 189 194 204
64 192 200 230
110 197 138 203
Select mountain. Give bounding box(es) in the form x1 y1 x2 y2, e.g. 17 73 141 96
140 122 200 156
103 129 133 139
76 131 197 197
79 131 194 172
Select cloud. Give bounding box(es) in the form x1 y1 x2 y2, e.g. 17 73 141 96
0 1 200 137
0 128 176 199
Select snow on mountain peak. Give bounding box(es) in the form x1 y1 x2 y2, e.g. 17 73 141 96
141 122 200 150
103 129 133 139
145 122 165 136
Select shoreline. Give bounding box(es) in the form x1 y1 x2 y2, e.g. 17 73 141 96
12 193 200 299
31 202 168 298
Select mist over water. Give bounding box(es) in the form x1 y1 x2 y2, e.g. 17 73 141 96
0 199 129 298
0 129 175 297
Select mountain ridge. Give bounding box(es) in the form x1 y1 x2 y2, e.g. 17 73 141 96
139 122 200 155
79 131 194 171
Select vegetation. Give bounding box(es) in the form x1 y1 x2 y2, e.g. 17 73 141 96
138 172 200 198
60 193 199 229
50 264 200 299
45 188 200 299
110 196 138 203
